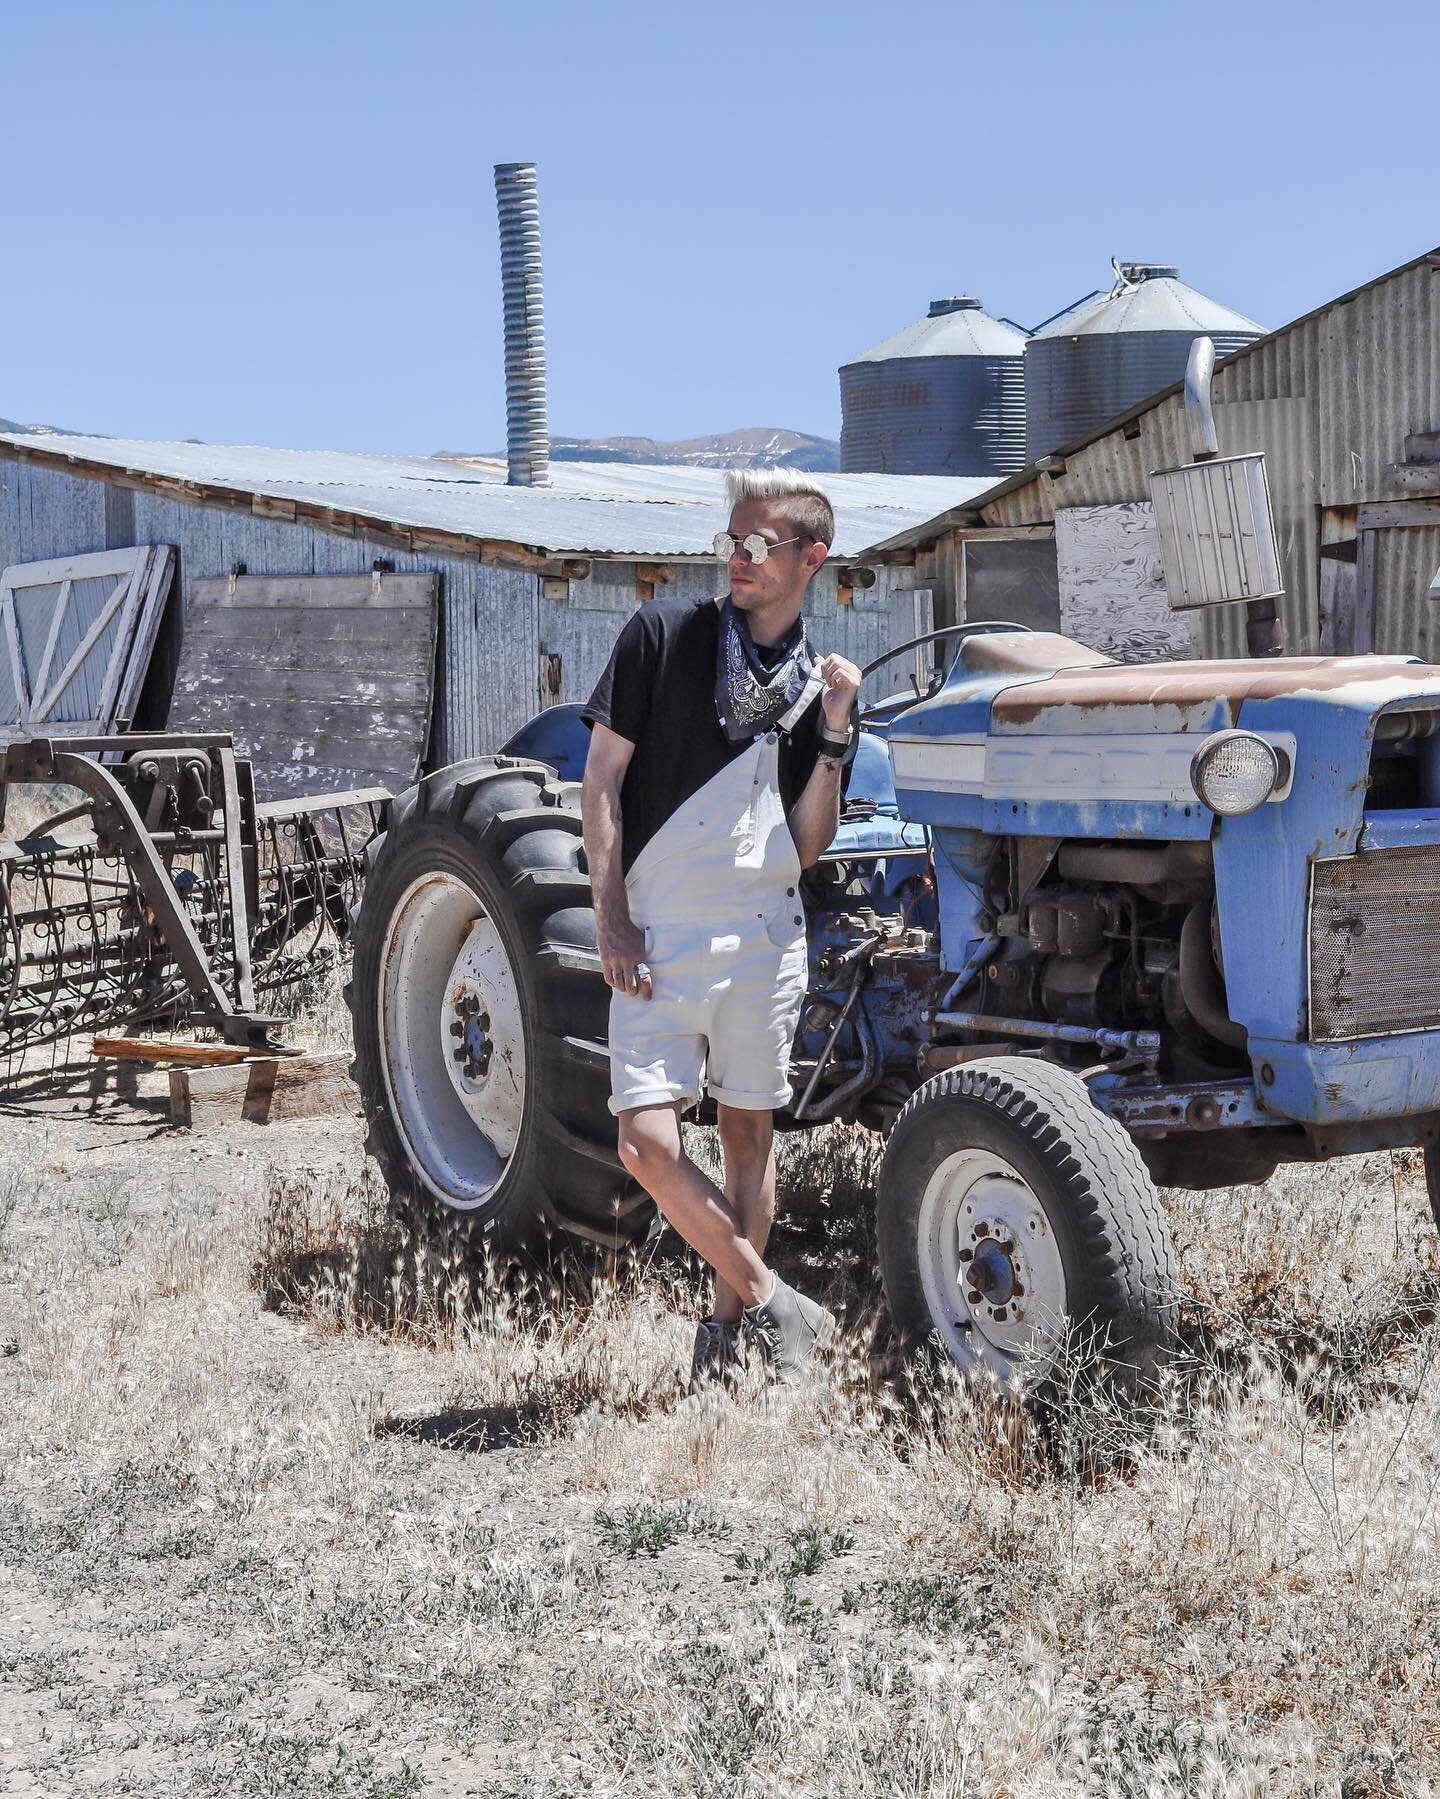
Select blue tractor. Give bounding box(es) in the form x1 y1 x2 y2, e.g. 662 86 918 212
348 362 1440 1391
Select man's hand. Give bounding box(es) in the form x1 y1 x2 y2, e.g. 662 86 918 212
818 652 862 732
598 916 653 1000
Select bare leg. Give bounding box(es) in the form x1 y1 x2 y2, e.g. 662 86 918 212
710 1105 776 1324
616 1103 773 1309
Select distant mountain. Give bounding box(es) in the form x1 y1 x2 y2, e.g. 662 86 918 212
436 427 840 472
0 416 65 435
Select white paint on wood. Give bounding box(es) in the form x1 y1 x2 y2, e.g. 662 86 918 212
1054 503 1192 664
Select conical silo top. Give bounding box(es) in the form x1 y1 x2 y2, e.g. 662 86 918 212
1031 265 1263 340
843 297 1027 365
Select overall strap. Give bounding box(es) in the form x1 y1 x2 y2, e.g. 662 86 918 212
776 663 824 737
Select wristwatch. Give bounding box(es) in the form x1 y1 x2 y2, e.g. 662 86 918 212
819 721 853 752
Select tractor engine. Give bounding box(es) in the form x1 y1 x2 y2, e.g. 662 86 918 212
971 838 1242 1077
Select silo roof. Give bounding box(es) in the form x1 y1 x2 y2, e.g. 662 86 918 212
844 302 1027 366
1030 273 1263 341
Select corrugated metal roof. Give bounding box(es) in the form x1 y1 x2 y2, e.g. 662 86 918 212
0 431 995 560
843 301 1027 365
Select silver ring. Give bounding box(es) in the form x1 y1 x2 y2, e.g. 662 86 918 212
636 962 651 980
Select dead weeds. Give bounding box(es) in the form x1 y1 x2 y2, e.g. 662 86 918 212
3 1095 1440 1792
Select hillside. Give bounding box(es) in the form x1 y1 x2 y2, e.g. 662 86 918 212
438 426 840 471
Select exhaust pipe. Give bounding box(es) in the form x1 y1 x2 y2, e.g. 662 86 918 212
494 161 549 487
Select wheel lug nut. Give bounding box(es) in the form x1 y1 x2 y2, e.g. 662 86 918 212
966 1290 980 1305
993 1307 1008 1322
449 1021 464 1037
959 1248 973 1263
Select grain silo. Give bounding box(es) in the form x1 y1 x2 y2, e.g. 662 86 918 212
1024 263 1263 462
839 297 1027 476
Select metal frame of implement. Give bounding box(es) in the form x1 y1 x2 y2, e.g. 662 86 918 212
0 732 387 1055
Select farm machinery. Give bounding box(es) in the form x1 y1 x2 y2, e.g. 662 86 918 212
0 733 381 1059
344 343 1440 1391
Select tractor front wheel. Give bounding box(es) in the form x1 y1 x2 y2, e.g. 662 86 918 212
877 1058 1176 1396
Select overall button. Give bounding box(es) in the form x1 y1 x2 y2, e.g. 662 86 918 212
786 887 795 897
765 732 778 744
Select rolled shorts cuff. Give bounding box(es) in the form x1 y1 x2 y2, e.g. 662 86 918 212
608 1083 699 1118
706 1082 792 1112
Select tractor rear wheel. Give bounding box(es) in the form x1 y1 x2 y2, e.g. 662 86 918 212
347 757 649 1253
877 1057 1176 1396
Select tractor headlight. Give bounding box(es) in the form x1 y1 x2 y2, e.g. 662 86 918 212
1190 730 1282 816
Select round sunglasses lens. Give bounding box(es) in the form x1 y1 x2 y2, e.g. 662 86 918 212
713 532 735 562
744 535 769 564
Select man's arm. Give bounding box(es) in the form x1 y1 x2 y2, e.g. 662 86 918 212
789 652 863 868
581 723 652 999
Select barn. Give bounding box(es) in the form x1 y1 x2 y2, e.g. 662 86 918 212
0 430 991 798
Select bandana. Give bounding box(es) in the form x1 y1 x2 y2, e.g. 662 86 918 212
714 597 813 744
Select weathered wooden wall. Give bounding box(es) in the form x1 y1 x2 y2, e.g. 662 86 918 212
171 573 438 798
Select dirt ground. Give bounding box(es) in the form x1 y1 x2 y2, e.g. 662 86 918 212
3 1047 1440 1797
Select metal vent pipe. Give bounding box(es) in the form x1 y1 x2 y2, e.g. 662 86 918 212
494 161 549 487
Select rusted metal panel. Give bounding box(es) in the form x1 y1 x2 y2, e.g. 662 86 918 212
1309 845 1440 1040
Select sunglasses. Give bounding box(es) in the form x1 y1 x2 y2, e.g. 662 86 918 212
712 531 805 566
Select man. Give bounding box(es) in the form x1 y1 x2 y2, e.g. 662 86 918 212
581 469 861 1389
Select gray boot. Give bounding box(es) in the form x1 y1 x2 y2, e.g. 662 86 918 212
741 1276 836 1381
689 1318 741 1394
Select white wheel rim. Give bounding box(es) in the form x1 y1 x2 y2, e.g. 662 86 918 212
916 1147 1069 1386
378 872 528 1210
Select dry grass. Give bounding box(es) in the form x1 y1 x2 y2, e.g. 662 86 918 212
2 1098 1440 1794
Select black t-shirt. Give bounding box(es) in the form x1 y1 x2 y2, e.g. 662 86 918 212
582 596 856 875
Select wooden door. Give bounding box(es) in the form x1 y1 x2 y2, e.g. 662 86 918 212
0 545 175 740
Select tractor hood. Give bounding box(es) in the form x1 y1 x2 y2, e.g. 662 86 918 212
889 632 1440 839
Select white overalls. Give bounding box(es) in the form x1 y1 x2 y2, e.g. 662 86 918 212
607 667 824 1116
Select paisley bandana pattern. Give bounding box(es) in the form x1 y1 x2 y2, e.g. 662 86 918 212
714 596 812 744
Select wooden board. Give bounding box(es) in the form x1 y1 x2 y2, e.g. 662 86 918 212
169 1052 361 1128
1054 504 1192 664
0 546 175 742
168 571 438 801
90 1034 268 1067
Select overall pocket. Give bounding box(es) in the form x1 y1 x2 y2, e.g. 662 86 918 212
763 899 807 951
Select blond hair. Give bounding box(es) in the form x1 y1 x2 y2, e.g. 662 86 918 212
725 468 834 551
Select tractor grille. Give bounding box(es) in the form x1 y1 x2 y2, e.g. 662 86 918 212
1309 846 1440 1041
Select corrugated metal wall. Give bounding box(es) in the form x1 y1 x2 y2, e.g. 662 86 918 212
977 257 1440 657
0 456 920 767
1374 524 1440 661
539 559 920 704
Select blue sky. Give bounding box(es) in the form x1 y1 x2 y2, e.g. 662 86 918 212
3 0 1436 454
